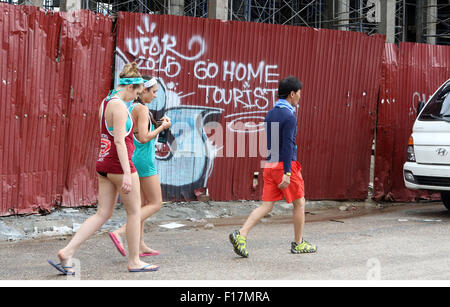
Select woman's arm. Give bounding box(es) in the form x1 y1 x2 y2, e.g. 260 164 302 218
134 105 171 144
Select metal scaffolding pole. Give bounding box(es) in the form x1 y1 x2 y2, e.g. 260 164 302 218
184 0 208 18
422 0 450 45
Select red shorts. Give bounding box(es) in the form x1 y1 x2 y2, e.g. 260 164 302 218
262 161 305 204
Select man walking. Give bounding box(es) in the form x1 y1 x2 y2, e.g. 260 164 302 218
229 76 317 257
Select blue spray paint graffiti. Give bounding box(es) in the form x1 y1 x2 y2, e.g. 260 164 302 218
150 79 223 200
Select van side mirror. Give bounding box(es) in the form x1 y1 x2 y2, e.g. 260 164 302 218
417 101 425 116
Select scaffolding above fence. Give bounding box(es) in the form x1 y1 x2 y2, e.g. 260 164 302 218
0 0 448 45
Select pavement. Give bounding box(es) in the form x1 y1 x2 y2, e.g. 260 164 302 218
0 199 389 242
0 201 449 281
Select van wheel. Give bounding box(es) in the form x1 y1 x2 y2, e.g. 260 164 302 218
441 192 450 211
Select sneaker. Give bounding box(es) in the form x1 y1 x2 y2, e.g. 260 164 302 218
291 240 317 254
229 230 249 258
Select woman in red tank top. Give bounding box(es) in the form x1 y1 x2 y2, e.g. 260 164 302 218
48 63 159 274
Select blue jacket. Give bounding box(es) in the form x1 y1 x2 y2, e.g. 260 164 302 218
265 102 297 173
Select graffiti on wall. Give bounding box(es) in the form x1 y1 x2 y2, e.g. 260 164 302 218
115 15 281 199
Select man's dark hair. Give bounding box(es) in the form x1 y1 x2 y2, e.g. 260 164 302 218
278 76 303 99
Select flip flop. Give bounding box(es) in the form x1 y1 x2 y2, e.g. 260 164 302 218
48 260 75 276
109 232 126 257
139 251 160 257
128 264 159 273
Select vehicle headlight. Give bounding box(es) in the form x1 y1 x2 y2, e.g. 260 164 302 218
406 145 416 162
406 136 416 162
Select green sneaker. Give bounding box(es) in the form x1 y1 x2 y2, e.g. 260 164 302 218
229 230 249 258
291 240 317 254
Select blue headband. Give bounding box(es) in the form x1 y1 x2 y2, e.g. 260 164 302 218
119 77 146 85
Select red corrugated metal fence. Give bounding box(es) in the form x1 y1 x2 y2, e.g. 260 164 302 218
0 4 113 216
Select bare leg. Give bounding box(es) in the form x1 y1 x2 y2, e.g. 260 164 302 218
138 175 162 253
112 190 144 249
293 197 306 243
57 174 118 270
115 175 162 254
107 173 155 270
239 201 275 238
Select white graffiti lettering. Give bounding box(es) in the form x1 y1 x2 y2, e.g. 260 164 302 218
194 60 279 84
194 61 220 80
412 91 430 112
198 85 277 110
125 16 206 78
222 61 279 83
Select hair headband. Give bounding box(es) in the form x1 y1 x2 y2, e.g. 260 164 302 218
144 78 157 88
119 77 145 85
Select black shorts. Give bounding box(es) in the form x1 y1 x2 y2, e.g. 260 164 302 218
97 171 107 178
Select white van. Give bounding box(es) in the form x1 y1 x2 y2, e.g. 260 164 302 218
403 79 450 211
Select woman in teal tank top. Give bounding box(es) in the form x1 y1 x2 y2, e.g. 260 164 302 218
128 102 157 178
111 76 171 257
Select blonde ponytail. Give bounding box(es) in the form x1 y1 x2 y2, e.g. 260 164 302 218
119 62 142 78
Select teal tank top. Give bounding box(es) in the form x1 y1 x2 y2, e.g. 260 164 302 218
128 103 157 177
107 116 133 134
106 97 133 134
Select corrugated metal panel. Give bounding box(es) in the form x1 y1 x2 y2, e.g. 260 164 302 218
0 4 113 216
374 42 450 202
0 4 65 215
115 12 385 201
61 10 114 208
373 43 399 201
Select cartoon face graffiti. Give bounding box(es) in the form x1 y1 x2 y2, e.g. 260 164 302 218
147 78 223 200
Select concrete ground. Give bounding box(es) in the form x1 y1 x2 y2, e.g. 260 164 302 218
0 200 379 241
0 201 449 281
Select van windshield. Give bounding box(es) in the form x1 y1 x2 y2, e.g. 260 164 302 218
419 82 450 122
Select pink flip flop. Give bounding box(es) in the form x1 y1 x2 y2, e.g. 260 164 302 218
140 251 160 257
109 232 126 257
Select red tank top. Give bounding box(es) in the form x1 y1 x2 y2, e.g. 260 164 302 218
96 97 137 174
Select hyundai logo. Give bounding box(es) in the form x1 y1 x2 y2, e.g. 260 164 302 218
436 148 449 156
